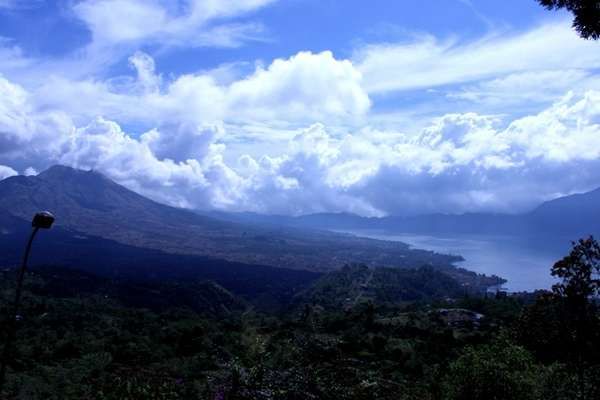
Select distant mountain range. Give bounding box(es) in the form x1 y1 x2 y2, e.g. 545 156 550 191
0 165 512 299
5 165 594 295
207 187 600 238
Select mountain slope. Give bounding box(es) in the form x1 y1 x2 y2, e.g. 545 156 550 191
0 210 322 307
0 166 462 273
527 187 600 235
17 267 249 318
296 264 464 310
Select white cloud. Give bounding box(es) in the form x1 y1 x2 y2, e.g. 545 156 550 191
226 51 371 122
73 0 276 48
0 165 17 179
57 117 239 209
74 0 168 43
230 91 600 216
23 166 37 176
501 91 600 162
2 68 600 216
128 51 162 94
141 122 224 162
356 21 600 94
447 70 600 111
0 76 72 165
2 12 600 218
28 51 370 128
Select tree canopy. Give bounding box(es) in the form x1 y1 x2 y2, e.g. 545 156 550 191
537 1 600 39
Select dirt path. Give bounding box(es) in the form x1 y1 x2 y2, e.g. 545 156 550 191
353 268 374 306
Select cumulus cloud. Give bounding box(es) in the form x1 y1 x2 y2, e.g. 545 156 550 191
29 51 369 128
57 117 243 209
501 91 600 162
0 165 17 179
233 91 600 216
141 122 224 162
2 10 600 218
0 88 242 209
359 92 600 214
0 76 72 166
2 66 600 216
226 51 371 122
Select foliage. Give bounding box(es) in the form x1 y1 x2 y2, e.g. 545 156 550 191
442 337 545 400
551 236 600 300
516 237 600 399
1 237 600 399
537 0 600 39
297 264 464 310
0 267 511 399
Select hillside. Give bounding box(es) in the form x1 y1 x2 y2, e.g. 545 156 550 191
12 267 248 318
0 211 322 308
0 261 538 400
296 264 464 310
0 166 462 273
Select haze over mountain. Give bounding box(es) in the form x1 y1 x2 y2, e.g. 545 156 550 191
209 187 600 238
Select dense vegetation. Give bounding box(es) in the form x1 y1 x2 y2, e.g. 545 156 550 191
0 237 598 399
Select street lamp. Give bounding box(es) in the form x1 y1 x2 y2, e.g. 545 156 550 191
0 211 55 392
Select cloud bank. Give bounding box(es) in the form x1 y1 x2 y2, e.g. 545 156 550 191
1 3 600 217
2 67 600 215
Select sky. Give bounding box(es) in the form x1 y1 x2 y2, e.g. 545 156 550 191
1 0 600 216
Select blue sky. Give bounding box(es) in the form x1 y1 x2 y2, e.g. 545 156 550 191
1 0 599 216
0 1 551 61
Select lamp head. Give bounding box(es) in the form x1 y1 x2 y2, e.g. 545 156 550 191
32 211 55 229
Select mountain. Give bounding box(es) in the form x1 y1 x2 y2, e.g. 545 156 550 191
211 188 600 238
0 210 322 308
528 187 600 234
0 165 464 274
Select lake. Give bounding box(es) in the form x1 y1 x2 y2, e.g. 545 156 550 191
339 230 578 292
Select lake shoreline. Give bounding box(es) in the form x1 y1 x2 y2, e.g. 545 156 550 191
333 229 571 293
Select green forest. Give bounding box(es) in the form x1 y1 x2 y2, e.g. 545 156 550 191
1 237 599 400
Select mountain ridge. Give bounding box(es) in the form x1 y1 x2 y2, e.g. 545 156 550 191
208 187 600 237
0 165 472 276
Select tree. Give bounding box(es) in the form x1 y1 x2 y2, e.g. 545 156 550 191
518 237 600 400
551 236 600 300
537 1 600 39
442 337 544 400
551 236 600 399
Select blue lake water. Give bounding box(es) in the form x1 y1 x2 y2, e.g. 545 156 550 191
340 230 577 292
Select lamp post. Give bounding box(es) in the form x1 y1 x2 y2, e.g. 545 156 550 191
0 211 55 392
